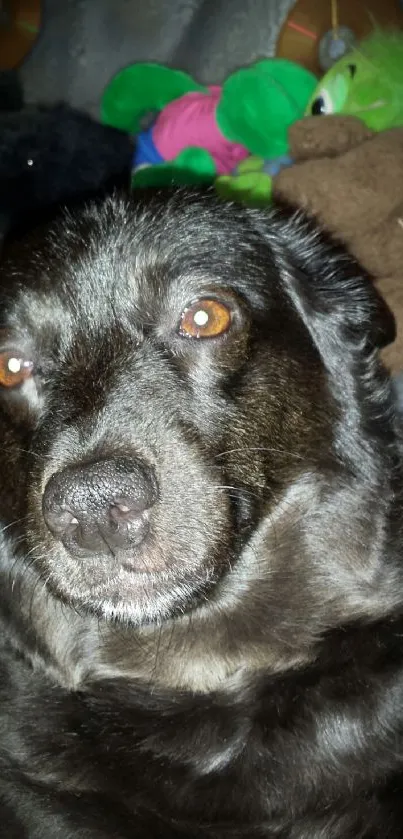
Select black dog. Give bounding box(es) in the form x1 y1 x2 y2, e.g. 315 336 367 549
0 189 402 838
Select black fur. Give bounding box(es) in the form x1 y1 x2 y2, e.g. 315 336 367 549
0 189 402 837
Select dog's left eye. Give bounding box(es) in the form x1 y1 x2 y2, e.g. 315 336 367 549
179 299 232 339
0 351 34 388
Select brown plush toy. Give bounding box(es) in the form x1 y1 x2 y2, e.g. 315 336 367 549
273 115 403 373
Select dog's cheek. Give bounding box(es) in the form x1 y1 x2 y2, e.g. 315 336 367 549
176 328 252 437
223 342 335 491
158 433 234 556
0 390 44 527
0 380 41 426
19 413 70 556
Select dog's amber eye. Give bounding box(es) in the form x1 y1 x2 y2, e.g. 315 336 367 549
0 352 34 388
179 299 231 339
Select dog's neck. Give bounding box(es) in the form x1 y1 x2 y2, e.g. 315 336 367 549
0 539 309 694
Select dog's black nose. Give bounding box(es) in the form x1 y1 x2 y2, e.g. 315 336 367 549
42 457 157 556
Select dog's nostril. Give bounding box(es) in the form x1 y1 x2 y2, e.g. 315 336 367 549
43 508 79 539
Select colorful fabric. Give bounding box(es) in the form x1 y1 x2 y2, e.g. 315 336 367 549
152 86 249 175
133 125 164 169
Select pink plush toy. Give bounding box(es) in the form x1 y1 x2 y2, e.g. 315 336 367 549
151 86 249 175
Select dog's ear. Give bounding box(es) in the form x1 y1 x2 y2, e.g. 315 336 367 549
260 210 396 378
250 208 398 469
248 210 401 626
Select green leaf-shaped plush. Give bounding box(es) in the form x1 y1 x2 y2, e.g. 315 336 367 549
217 59 317 159
102 63 206 133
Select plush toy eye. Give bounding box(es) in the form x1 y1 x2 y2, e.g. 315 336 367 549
310 88 334 116
179 299 232 339
0 351 34 388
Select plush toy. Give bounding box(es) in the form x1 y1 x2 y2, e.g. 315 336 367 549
216 30 403 206
305 29 403 130
101 60 317 188
273 114 403 374
215 153 294 206
0 76 133 238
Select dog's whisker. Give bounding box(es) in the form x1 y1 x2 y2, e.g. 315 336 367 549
9 446 53 465
0 516 30 535
26 557 53 625
214 447 304 461
7 542 40 592
149 623 164 690
212 485 262 500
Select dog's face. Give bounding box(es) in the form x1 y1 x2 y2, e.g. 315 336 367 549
0 191 397 643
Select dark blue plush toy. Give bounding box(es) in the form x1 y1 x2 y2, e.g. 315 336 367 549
0 72 133 238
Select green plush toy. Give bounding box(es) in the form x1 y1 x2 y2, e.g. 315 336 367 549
216 156 280 206
305 30 403 131
216 29 403 207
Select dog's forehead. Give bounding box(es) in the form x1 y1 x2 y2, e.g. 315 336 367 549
5 193 283 334
75 192 276 295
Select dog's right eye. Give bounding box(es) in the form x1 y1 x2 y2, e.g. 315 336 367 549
178 299 232 340
0 351 34 389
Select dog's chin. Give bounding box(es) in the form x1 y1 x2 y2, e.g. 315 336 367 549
40 544 221 626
